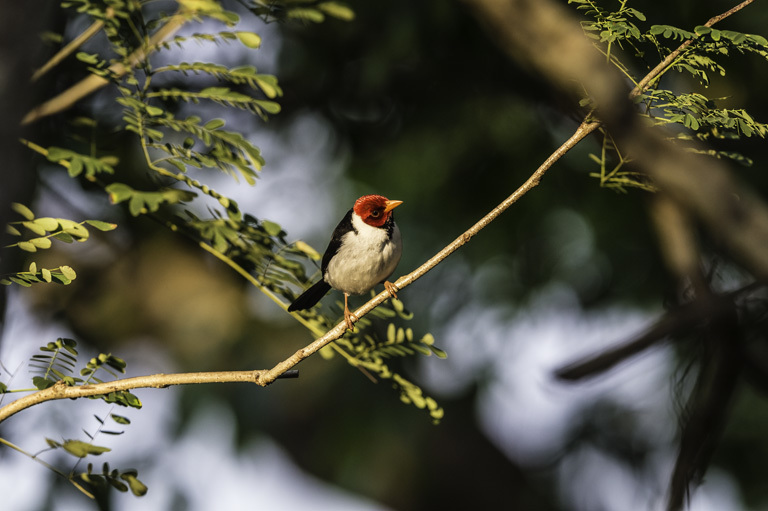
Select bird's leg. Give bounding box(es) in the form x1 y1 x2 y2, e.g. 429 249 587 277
384 280 398 299
343 292 357 331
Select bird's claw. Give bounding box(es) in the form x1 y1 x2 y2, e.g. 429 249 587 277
384 281 398 299
344 309 357 331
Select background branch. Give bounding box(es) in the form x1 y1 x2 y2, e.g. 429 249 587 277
31 17 108 83
464 0 768 281
21 10 188 125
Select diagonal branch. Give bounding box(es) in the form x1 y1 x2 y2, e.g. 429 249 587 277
0 119 597 424
253 119 599 386
31 17 108 83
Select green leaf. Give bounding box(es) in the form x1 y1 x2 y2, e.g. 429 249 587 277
34 217 60 231
33 376 56 390
261 220 282 236
76 52 99 64
106 183 196 216
42 268 52 282
111 414 131 425
57 220 89 240
317 2 355 21
204 118 226 130
29 237 52 249
626 8 645 21
22 221 46 236
287 7 325 23
12 203 34 221
145 105 164 116
45 147 116 177
18 241 37 252
386 322 396 343
105 183 133 203
60 266 77 280
429 346 448 359
61 440 111 458
106 477 129 492
294 240 321 260
85 220 118 231
235 31 261 48
52 232 75 243
120 472 148 496
254 100 281 114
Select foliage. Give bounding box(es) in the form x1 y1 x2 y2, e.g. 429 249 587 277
3 0 444 502
2 202 117 286
0 338 144 499
28 337 142 407
570 0 768 191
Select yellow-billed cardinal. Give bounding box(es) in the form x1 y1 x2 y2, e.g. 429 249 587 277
288 194 403 330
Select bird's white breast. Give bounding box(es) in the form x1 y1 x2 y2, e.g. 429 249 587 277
325 213 402 295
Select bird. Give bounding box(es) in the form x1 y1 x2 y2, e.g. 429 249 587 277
288 194 403 331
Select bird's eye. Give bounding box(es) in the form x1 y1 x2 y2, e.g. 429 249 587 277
370 210 381 218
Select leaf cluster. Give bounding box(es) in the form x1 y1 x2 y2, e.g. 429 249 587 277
40 412 147 497
315 298 447 423
3 203 117 286
239 0 355 24
571 1 768 191
13 0 443 462
28 337 142 409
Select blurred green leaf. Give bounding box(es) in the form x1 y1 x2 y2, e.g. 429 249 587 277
235 31 261 48
11 203 34 221
61 440 111 458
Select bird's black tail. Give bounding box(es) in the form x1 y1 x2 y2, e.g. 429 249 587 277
288 280 331 312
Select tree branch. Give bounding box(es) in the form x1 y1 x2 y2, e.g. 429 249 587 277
0 369 298 424
0 119 596 424
253 118 599 385
31 16 108 83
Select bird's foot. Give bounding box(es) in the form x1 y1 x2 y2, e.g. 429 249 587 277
343 308 357 331
384 280 398 299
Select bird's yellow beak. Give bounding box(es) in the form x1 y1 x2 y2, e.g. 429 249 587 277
383 200 403 213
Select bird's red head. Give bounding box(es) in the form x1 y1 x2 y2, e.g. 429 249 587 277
353 194 403 227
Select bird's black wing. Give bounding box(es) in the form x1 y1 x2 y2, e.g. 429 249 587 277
321 208 356 273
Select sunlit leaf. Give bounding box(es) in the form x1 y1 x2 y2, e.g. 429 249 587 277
61 440 111 458
85 220 118 231
235 31 261 48
11 203 34 221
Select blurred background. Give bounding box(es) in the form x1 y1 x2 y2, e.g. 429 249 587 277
2 1 768 510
